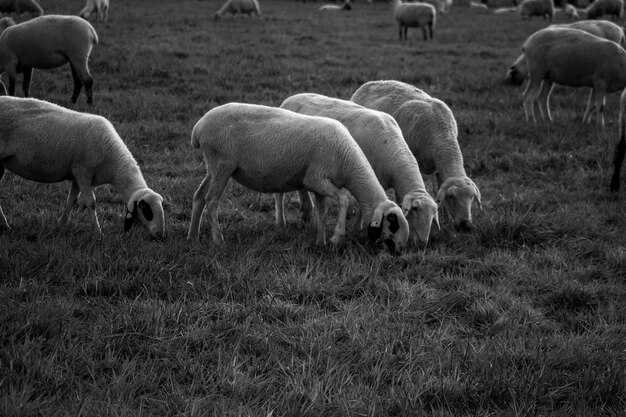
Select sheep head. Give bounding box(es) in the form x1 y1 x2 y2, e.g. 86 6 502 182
401 191 439 249
125 188 165 239
436 177 481 232
367 201 409 255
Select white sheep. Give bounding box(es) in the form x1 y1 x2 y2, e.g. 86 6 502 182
392 0 436 41
279 93 439 249
0 0 43 18
563 3 579 18
79 0 109 22
610 88 626 191
214 0 261 19
319 2 352 10
506 19 626 86
0 96 166 239
586 0 623 19
352 80 482 232
519 0 555 20
522 26 626 126
417 0 449 13
187 103 410 254
0 15 98 105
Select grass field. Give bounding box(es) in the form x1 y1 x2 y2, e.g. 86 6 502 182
1 0 626 415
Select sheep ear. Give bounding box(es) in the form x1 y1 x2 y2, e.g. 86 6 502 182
386 213 399 234
138 200 154 221
124 202 137 233
368 206 384 241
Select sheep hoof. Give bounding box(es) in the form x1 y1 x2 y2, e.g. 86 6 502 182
329 234 344 245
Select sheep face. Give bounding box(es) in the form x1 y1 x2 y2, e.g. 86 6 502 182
436 177 481 232
367 203 410 255
401 192 439 249
125 188 165 240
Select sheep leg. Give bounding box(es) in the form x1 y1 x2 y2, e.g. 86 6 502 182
77 187 102 235
70 62 94 105
21 68 33 98
312 193 328 245
192 168 231 244
58 181 80 227
597 94 606 127
537 79 554 122
0 165 10 230
297 190 314 224
582 89 594 123
522 78 542 122
308 180 349 245
5 67 17 96
188 173 212 240
273 193 286 226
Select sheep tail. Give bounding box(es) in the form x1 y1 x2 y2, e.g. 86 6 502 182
191 128 201 149
610 87 626 192
89 23 99 45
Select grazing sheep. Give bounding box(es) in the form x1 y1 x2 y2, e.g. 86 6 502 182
506 20 626 87
519 0 555 20
351 80 482 232
610 88 626 191
319 2 352 10
392 0 436 41
522 26 626 126
586 0 623 19
79 0 109 22
563 3 579 19
417 0 448 13
214 0 261 19
187 103 410 254
0 97 166 239
279 93 439 249
0 0 43 18
0 15 98 104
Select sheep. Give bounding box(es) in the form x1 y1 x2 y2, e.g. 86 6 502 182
279 93 439 249
519 0 555 20
563 3 579 19
0 0 43 18
0 16 13 32
319 2 352 10
0 15 98 105
506 20 626 88
351 80 482 232
214 0 261 19
0 96 166 239
79 0 109 22
418 0 448 13
610 88 626 191
586 0 623 19
392 0 436 41
187 103 410 254
521 26 626 126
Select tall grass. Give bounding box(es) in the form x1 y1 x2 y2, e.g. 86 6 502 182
0 0 625 415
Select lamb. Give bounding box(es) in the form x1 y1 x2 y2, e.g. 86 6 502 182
506 19 626 85
319 2 352 10
351 80 482 232
79 0 109 22
0 97 166 239
563 3 579 19
0 15 98 105
585 0 623 19
521 26 626 126
279 93 439 249
214 0 261 19
0 0 43 18
610 88 626 191
392 0 436 41
519 0 554 20
187 103 410 254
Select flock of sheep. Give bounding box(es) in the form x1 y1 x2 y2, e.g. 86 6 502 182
0 0 624 255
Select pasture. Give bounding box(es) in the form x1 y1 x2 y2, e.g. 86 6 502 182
1 0 625 414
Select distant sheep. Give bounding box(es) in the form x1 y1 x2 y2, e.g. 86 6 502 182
352 80 482 232
417 0 449 13
279 93 439 249
188 103 410 254
586 0 623 19
0 97 166 239
79 0 109 22
506 19 626 86
522 26 626 126
319 2 352 10
610 88 626 191
519 0 555 20
214 0 261 19
563 3 579 19
393 0 436 41
0 0 43 18
0 15 98 104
